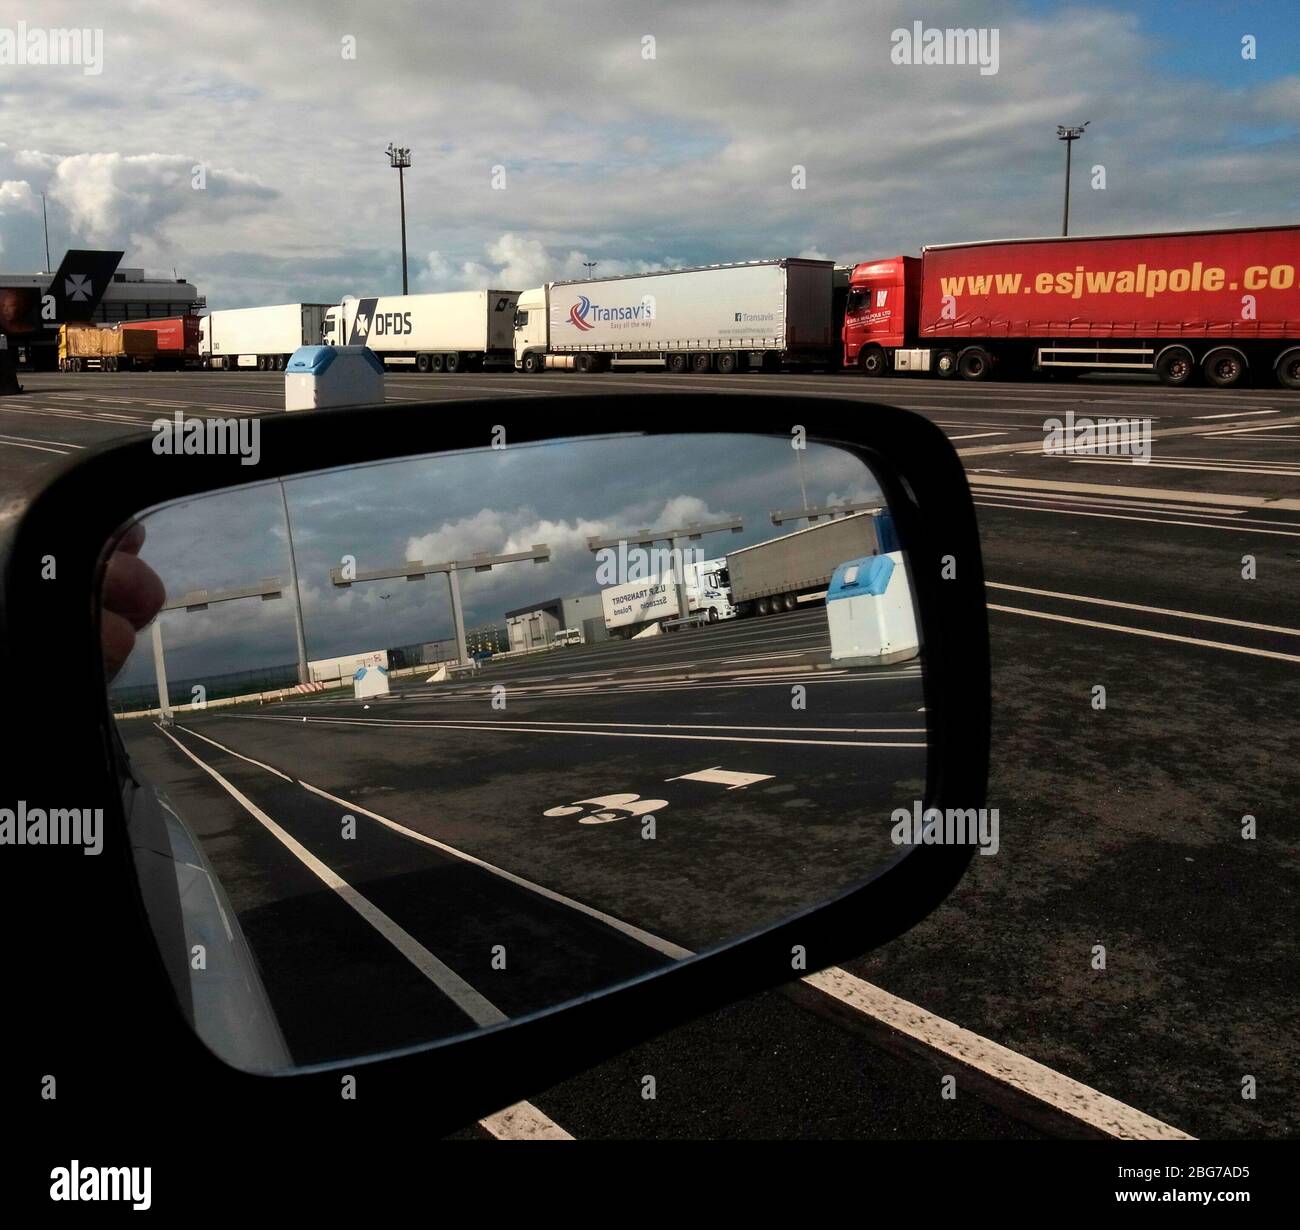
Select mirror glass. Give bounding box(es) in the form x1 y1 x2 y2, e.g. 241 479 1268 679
102 432 928 1072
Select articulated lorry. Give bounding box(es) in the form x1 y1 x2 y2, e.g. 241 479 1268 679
844 223 1300 387
119 315 203 369
515 259 838 373
58 324 157 372
601 557 734 638
323 291 520 371
723 511 891 618
202 303 332 371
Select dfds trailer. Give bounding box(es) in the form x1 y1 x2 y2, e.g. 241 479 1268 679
515 259 837 373
724 512 884 618
601 558 734 638
323 291 520 371
119 315 202 369
202 303 331 371
844 224 1300 387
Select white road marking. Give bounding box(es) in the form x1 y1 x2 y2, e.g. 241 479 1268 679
478 1102 574 1140
988 604 1300 663
0 432 84 449
802 968 1192 1140
966 474 1300 511
986 582 1300 637
177 724 691 960
1192 410 1280 419
0 437 71 454
156 724 507 1026
1062 457 1300 479
1200 420 1300 436
973 498 1300 538
945 430 1008 440
231 713 927 749
665 767 775 789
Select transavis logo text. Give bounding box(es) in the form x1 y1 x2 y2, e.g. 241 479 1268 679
566 294 655 330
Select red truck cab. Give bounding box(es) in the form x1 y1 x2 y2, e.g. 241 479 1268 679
843 256 921 372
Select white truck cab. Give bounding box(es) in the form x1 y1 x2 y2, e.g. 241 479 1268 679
514 287 548 372
553 627 584 646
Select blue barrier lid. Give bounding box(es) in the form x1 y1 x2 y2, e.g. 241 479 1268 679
827 554 894 600
287 345 384 375
874 509 899 555
287 346 337 374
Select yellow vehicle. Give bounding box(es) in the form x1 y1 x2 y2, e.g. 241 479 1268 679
58 324 157 373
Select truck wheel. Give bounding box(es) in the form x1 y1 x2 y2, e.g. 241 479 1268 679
958 347 992 380
431 353 445 372
782 592 797 612
756 596 771 616
692 352 713 373
716 352 738 374
521 352 542 374
1202 348 1246 388
1154 347 1195 386
574 353 594 373
278 354 288 370
445 352 461 373
935 350 958 378
859 345 887 376
667 353 688 373
415 353 431 373
1275 347 1300 390
707 607 718 623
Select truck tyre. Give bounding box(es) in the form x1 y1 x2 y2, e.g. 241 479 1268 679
415 352 432 373
521 352 543 374
431 353 445 372
782 592 797 612
1202 347 1246 388
756 596 771 616
574 353 594 373
692 352 713 373
957 347 992 380
707 607 719 623
934 350 958 378
859 345 887 376
1154 346 1195 386
716 352 738 374
667 353 688 373
445 352 461 373
1275 347 1300 390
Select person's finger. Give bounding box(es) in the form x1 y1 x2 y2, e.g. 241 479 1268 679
113 521 147 557
101 608 138 681
102 551 166 631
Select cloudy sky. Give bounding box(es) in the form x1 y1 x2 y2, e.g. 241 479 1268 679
2 0 1297 308
113 434 880 689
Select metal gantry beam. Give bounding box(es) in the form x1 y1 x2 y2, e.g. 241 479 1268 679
152 577 287 722
770 500 881 526
330 545 550 666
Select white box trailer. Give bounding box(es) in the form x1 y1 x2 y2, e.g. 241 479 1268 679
323 291 520 371
724 512 883 618
202 304 331 371
601 557 734 638
514 259 836 374
308 649 388 685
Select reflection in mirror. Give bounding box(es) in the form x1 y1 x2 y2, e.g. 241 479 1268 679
103 433 930 1072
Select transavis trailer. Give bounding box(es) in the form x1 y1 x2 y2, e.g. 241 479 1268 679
323 291 520 371
724 511 891 618
514 259 837 374
844 224 1300 387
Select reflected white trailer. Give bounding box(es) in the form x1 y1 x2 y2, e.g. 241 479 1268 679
601 557 734 638
514 259 836 374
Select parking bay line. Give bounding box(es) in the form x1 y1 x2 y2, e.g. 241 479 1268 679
157 723 506 1027
987 604 1300 663
986 582 1300 638
177 725 1186 1139
229 714 927 749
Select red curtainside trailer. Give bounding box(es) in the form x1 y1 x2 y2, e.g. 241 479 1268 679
118 315 203 369
844 224 1300 387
